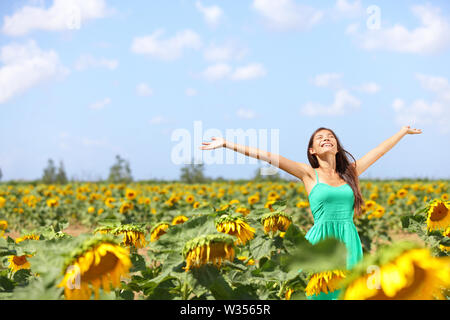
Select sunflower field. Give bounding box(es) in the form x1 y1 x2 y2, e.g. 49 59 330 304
0 180 449 300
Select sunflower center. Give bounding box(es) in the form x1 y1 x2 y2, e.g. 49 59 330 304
429 203 448 221
13 255 28 265
82 252 119 281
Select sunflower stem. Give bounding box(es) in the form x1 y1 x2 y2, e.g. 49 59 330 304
278 281 286 299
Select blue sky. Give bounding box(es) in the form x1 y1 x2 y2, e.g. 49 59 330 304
1 0 449 181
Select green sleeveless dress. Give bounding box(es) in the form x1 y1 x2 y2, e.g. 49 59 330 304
304 168 364 300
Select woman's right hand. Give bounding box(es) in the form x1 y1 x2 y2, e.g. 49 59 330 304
199 137 226 150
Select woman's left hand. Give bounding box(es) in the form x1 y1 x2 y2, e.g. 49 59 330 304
401 125 423 135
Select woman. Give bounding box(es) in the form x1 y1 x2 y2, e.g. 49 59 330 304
199 125 422 299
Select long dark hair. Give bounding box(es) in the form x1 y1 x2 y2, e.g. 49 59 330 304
306 127 365 217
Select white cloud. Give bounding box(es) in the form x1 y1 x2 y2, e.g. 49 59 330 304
301 89 361 116
231 63 266 81
345 23 360 35
89 97 111 110
74 54 118 70
355 82 380 94
202 63 232 81
81 137 107 147
2 0 111 36
311 73 342 88
415 73 450 99
236 108 257 119
131 29 202 61
332 0 363 19
352 4 450 54
0 40 69 104
185 88 197 96
392 74 450 134
149 115 167 125
201 63 266 81
195 1 223 27
392 98 404 112
136 83 153 97
252 0 323 31
203 41 248 62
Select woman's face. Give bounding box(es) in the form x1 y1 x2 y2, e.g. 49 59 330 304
311 130 338 156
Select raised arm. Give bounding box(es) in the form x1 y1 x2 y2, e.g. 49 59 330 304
353 125 422 176
199 137 311 180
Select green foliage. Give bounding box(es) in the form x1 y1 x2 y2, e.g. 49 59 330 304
55 161 68 184
108 155 133 183
41 159 68 184
0 180 447 300
41 159 57 184
401 213 449 257
179 160 209 184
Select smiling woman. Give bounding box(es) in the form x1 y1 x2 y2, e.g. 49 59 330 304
199 124 423 299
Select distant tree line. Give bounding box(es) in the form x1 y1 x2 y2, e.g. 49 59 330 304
41 159 68 184
0 155 291 184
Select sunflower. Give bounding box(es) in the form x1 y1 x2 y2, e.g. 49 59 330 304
119 229 146 249
387 194 396 205
15 234 40 243
105 197 116 209
150 222 170 242
216 204 230 212
264 200 276 212
341 243 450 300
8 254 32 272
95 225 146 249
368 205 385 220
397 188 408 198
261 211 292 234
46 198 59 208
185 194 195 204
364 200 376 211
94 226 112 235
119 202 134 214
426 199 450 232
182 234 235 272
0 197 6 208
58 236 131 300
235 207 250 216
268 191 279 201
439 227 450 252
237 256 255 266
172 215 188 225
285 288 294 300
247 194 260 205
305 270 347 297
215 214 255 245
125 188 136 201
0 220 7 238
369 193 378 200
296 200 309 209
